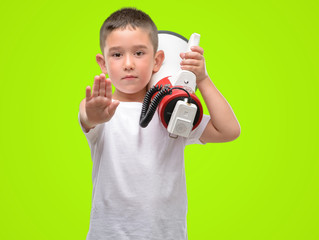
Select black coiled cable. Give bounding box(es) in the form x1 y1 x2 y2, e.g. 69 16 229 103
139 85 193 128
139 85 172 128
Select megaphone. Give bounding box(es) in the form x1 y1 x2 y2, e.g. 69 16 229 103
140 31 203 138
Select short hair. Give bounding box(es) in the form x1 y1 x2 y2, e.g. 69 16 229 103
99 8 158 54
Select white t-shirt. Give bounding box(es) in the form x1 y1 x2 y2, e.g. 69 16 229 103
80 102 210 240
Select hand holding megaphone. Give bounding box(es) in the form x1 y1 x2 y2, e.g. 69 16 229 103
174 33 201 93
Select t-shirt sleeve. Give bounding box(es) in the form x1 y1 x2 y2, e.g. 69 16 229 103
78 112 104 145
185 114 210 145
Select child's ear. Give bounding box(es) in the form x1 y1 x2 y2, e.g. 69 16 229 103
96 54 108 74
153 50 165 73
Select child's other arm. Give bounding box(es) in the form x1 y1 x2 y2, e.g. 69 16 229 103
79 73 120 132
180 46 240 143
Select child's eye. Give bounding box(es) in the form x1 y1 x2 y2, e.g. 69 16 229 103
135 51 144 56
112 53 122 58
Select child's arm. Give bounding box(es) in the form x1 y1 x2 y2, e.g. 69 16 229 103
79 73 120 132
180 46 240 143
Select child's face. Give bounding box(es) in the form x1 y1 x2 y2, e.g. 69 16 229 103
102 27 161 101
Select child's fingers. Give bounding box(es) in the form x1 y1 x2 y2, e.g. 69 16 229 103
92 75 100 97
181 59 201 67
180 46 204 60
99 74 106 97
180 65 197 74
180 51 203 60
190 46 204 55
86 86 91 100
105 78 113 100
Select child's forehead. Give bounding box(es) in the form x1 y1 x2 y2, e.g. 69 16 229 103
104 26 152 49
106 26 151 40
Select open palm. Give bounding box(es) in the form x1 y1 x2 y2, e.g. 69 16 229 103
85 74 119 126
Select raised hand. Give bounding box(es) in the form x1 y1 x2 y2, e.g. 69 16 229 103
80 74 120 131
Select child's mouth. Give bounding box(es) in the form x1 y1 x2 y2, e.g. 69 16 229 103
122 75 138 80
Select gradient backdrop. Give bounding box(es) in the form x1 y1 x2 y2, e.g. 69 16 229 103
1 0 318 239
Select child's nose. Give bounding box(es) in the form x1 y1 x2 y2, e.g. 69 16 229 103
123 54 135 70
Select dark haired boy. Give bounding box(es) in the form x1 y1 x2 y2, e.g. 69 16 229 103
79 7 240 240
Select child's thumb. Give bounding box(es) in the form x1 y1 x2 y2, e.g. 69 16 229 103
108 100 120 117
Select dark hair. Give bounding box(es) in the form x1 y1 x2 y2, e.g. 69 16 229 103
100 8 158 54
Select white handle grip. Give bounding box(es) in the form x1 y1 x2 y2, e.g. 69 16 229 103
186 33 200 52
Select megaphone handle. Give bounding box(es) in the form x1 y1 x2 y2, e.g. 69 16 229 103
186 33 200 52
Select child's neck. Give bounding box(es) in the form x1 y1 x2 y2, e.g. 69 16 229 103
113 89 146 102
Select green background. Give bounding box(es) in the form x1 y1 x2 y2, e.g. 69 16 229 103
1 0 318 239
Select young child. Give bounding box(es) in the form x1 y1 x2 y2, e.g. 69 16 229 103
79 7 240 240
